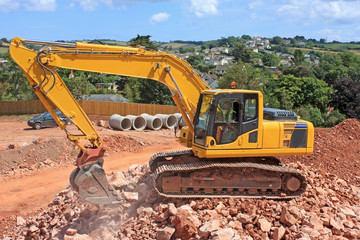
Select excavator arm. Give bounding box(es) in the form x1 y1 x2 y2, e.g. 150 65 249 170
9 37 209 204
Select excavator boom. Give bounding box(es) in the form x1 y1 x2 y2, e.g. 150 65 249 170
9 37 209 204
10 37 313 203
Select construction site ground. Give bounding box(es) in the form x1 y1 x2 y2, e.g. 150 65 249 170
0 115 186 237
0 115 359 239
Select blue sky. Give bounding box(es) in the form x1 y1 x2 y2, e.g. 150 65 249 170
1 0 360 42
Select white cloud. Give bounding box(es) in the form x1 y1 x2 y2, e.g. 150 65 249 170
0 0 20 12
277 0 360 24
24 0 57 11
149 12 170 24
190 0 218 17
248 0 262 10
76 0 99 11
317 27 360 42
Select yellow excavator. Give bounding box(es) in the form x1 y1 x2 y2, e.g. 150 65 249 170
9 37 314 204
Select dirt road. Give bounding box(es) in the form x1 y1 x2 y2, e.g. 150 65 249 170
0 116 186 234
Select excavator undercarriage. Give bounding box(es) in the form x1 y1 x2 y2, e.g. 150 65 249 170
150 150 307 199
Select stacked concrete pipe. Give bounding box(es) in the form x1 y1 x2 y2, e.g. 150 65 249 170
126 115 147 130
173 113 187 128
140 113 163 130
155 114 178 129
109 114 132 131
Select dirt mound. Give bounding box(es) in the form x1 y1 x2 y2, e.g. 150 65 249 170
4 163 360 239
281 118 360 186
103 135 150 152
0 138 77 180
0 133 151 181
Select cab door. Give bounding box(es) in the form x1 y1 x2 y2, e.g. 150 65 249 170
239 93 260 148
209 93 260 149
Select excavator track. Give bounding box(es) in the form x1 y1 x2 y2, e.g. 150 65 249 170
150 150 307 199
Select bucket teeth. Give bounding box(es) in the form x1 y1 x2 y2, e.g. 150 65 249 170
70 159 122 205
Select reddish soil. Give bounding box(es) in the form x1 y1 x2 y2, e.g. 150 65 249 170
280 118 360 186
0 116 359 238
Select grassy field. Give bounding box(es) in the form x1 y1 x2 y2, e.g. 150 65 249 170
288 46 360 55
159 42 201 51
0 47 8 55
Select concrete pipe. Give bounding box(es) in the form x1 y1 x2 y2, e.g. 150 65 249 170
155 114 178 129
126 115 147 130
109 114 132 131
140 113 163 130
173 113 187 128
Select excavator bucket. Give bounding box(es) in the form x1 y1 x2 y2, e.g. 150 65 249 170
70 159 122 205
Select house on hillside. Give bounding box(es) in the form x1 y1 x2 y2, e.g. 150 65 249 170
95 82 118 91
215 65 231 75
202 74 218 89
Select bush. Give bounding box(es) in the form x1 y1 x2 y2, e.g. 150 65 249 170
296 105 324 127
323 109 347 127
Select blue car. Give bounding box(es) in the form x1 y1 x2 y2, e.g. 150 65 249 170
27 110 69 129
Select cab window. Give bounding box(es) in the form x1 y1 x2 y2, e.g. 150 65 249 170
244 96 257 121
213 98 240 145
194 94 212 146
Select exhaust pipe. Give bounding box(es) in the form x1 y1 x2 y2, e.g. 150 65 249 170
140 113 163 130
109 114 132 131
155 114 177 129
126 115 147 130
173 113 187 128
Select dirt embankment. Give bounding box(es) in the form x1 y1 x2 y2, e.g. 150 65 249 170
281 119 360 186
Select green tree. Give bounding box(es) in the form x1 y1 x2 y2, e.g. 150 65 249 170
123 77 173 105
1 38 9 43
124 35 173 104
129 34 157 50
267 75 332 112
323 109 346 127
261 53 280 67
292 49 305 65
187 55 204 68
0 53 35 100
241 35 252 41
281 63 315 78
271 36 282 45
332 77 360 119
62 72 94 99
218 62 266 90
230 44 253 63
296 105 324 127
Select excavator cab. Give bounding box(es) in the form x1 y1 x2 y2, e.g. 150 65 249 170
191 90 261 158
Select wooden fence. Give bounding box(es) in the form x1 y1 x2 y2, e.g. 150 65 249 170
0 100 179 116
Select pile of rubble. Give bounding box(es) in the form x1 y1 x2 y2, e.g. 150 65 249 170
4 161 360 240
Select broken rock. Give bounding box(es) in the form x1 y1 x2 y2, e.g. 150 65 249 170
16 216 26 226
280 206 300 226
211 228 235 240
121 191 138 202
173 205 201 239
272 226 285 240
156 226 175 240
257 218 271 232
199 219 221 238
